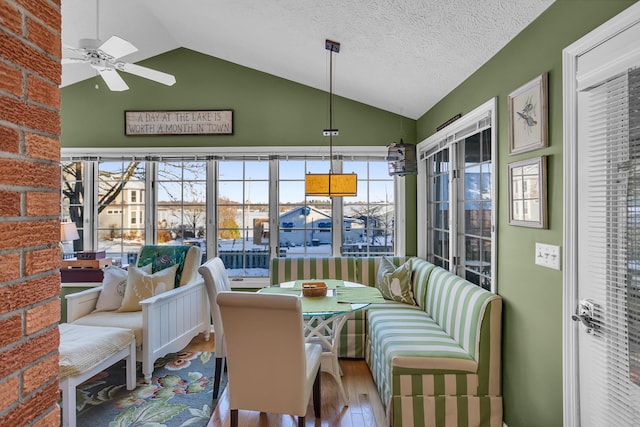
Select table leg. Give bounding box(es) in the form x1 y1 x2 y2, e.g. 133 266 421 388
304 314 349 406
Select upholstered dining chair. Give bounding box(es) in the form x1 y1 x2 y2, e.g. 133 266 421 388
197 257 231 398
216 291 322 427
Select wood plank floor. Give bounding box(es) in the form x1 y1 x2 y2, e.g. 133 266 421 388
207 359 387 427
187 333 387 427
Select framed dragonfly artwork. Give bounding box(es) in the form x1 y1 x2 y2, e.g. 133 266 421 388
507 73 548 155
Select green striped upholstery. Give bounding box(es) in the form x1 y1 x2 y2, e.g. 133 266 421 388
366 265 502 426
409 258 437 309
391 396 503 427
270 257 358 285
367 308 478 411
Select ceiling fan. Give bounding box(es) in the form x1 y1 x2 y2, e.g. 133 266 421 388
62 35 177 91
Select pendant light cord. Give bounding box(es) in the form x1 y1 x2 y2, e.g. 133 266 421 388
329 47 334 173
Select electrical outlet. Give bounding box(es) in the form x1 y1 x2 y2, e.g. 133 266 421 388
535 242 561 270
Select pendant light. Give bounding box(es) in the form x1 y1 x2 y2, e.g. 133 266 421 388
305 39 357 197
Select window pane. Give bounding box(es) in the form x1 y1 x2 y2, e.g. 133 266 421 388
156 160 207 261
279 159 332 257
61 161 85 256
429 148 450 267
96 160 145 261
460 128 492 288
343 160 394 256
218 160 270 277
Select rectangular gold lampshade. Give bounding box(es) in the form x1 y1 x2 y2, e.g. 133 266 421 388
305 173 357 197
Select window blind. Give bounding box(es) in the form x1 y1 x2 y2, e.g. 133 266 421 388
583 66 640 426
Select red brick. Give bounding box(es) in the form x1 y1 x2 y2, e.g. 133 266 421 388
16 0 61 33
0 375 19 413
32 406 60 427
0 253 20 282
26 191 60 216
25 132 60 162
0 62 23 97
27 17 61 58
0 315 22 348
26 299 59 334
0 32 61 84
27 75 60 110
22 353 58 394
0 125 20 154
0 158 59 189
0 0 23 36
0 381 59 426
25 247 59 275
0 220 58 252
0 190 20 216
0 328 58 378
0 272 59 315
0 95 60 135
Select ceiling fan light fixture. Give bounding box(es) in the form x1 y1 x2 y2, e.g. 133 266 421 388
305 39 357 198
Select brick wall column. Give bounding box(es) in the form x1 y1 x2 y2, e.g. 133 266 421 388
0 0 62 426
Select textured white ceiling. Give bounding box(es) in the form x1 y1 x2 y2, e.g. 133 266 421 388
61 0 555 119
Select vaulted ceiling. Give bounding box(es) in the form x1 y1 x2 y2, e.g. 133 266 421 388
61 0 555 119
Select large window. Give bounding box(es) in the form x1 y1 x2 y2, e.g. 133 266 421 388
418 100 497 291
60 148 398 283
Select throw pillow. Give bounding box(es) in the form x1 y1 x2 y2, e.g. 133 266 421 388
117 264 178 312
95 266 128 311
95 264 152 311
375 257 416 305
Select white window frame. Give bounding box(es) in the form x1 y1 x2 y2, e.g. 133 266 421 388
62 146 399 287
417 98 498 292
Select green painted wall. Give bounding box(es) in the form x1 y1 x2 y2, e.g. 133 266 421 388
60 49 418 254
416 1 637 426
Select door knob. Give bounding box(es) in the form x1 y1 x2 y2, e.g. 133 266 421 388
572 299 600 334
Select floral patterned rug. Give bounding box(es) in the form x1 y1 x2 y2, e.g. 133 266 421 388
75 350 224 427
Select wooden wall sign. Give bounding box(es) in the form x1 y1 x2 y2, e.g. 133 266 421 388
125 110 233 136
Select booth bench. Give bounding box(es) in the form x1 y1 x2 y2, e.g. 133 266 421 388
270 256 502 427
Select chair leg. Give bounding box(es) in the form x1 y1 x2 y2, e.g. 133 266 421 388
298 416 305 427
213 357 224 397
230 409 238 427
313 367 321 418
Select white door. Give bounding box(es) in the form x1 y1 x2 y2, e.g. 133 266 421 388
564 3 640 426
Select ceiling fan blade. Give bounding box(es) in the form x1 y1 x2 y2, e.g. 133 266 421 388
98 36 137 60
118 63 176 86
62 58 86 64
63 44 87 55
98 68 129 91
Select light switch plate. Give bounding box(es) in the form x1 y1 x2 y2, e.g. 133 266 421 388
535 242 561 270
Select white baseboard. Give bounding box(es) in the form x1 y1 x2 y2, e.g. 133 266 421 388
503 423 508 427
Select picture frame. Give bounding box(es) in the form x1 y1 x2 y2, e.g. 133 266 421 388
508 73 548 155
508 156 547 228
